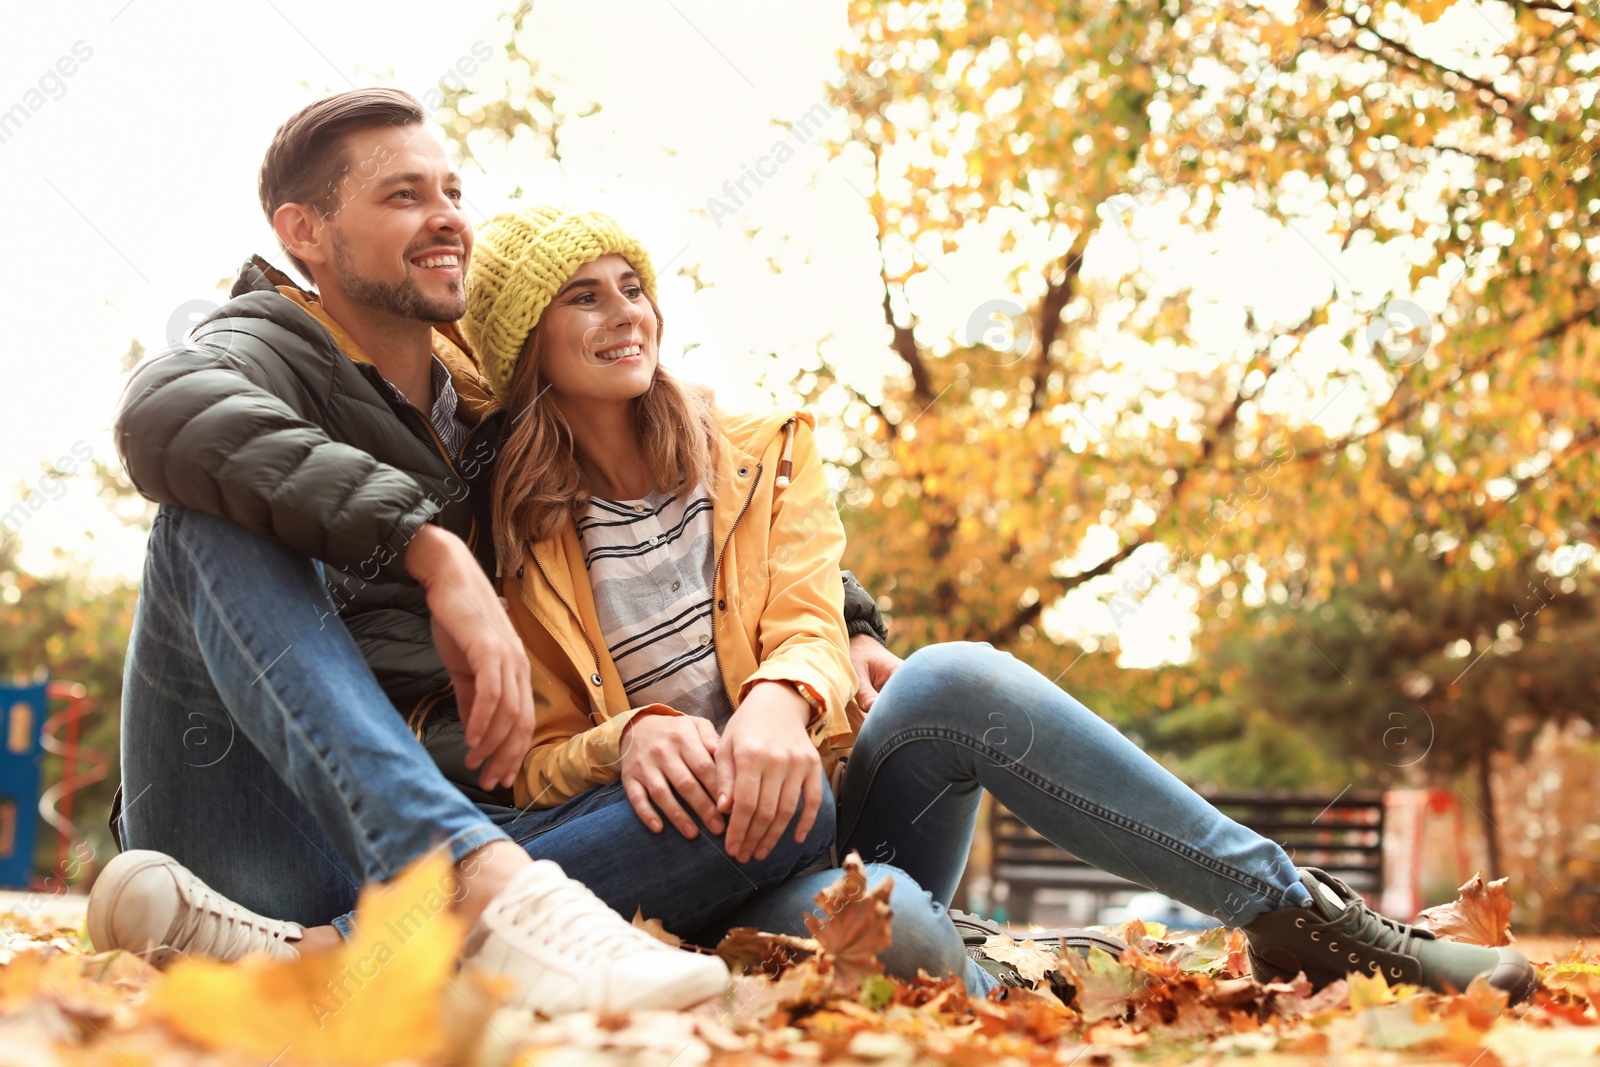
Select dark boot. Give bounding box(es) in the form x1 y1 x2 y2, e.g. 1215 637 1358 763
1244 868 1537 1004
950 909 1127 1001
949 908 1129 958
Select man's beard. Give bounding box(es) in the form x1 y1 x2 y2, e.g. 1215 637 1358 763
331 230 465 323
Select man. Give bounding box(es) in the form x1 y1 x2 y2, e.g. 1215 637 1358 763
92 87 894 1014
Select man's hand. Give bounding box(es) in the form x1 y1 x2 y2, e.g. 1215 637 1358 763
619 714 723 838
405 524 534 792
849 634 903 711
715 682 823 863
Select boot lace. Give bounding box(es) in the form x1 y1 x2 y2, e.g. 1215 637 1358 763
1334 898 1424 958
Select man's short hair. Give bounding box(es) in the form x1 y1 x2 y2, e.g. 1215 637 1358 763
259 88 426 283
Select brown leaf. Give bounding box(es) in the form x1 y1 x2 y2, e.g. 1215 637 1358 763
1224 927 1251 978
713 927 819 978
1001 986 1079 1042
1415 872 1516 947
892 971 969 1015
1298 977 1353 1018
1453 975 1510 1030
722 957 836 1031
1057 945 1150 1024
630 907 682 948
804 852 895 990
1164 925 1235 976
979 934 1058 987
1121 940 1184 982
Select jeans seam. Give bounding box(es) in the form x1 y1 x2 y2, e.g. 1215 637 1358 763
842 725 1292 905
506 787 624 846
172 520 404 877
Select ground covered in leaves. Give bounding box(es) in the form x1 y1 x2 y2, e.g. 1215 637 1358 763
1 855 1597 1066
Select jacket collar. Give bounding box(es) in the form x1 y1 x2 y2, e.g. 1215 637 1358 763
521 407 812 673
233 254 501 422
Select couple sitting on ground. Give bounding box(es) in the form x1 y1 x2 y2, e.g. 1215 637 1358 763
89 87 1536 1014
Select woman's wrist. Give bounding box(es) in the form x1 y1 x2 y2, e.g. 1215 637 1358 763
742 680 815 729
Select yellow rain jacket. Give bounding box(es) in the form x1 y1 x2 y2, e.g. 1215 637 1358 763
502 409 863 809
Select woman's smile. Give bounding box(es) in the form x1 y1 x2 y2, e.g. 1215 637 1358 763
593 341 645 363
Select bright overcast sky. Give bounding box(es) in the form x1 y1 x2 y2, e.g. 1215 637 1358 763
0 1 1502 666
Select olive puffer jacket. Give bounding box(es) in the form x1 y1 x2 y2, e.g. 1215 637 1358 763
115 254 514 802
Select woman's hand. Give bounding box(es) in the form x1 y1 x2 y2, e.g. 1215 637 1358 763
715 682 823 863
619 713 724 838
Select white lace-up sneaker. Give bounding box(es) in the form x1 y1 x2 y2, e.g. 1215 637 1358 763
87 850 304 968
462 860 729 1014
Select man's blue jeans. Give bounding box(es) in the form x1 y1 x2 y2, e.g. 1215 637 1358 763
712 642 1315 994
119 506 830 937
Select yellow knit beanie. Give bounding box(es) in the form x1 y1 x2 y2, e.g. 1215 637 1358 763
463 205 658 399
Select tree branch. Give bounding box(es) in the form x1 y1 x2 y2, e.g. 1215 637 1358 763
1504 0 1578 14
864 139 935 405
1291 298 1600 464
1307 22 1530 136
883 285 934 403
980 310 1312 646
1028 237 1089 417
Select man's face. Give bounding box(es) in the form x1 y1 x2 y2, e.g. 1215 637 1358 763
319 125 471 323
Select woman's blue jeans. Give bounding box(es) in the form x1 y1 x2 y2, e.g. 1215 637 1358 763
118 506 831 939
710 642 1314 995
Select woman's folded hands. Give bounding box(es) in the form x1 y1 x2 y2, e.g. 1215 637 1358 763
715 681 824 864
617 683 823 864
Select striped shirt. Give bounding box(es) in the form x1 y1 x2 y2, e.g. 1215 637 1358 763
576 485 737 728
382 356 471 459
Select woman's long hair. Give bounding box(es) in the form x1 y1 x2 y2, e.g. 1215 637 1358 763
491 299 720 564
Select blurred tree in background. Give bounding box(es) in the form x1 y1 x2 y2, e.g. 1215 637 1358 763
804 0 1600 878
0 462 144 882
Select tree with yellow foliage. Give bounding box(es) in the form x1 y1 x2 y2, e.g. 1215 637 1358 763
811 0 1600 865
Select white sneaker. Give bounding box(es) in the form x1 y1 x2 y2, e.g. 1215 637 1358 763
87 850 304 968
462 860 729 1014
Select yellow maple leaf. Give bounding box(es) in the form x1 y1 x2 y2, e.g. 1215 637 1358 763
148 851 469 1064
1348 968 1398 1010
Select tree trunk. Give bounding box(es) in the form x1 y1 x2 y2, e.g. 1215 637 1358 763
1476 736 1502 878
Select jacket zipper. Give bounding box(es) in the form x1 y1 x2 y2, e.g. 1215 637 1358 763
711 460 763 709
408 681 454 738
528 549 605 717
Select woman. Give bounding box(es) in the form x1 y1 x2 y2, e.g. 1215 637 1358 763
461 206 1536 1002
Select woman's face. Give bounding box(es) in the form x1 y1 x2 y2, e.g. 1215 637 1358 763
537 253 659 405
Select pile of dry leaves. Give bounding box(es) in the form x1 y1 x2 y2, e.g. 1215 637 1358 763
1 853 1597 1066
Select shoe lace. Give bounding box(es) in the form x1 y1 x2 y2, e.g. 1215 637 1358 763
499 877 664 962
1334 899 1421 958
166 880 292 961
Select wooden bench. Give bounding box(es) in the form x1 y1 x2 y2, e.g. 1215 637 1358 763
990 791 1385 924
